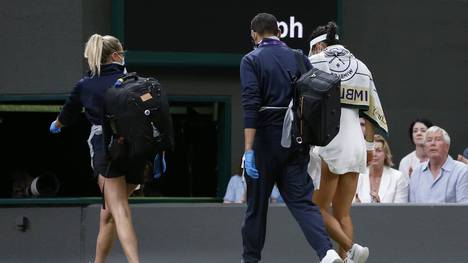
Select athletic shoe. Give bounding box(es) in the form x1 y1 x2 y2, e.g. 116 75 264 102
345 243 369 263
321 249 343 263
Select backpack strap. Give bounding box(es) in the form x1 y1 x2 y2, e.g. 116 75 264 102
120 72 138 82
291 50 308 112
293 49 307 75
115 72 139 87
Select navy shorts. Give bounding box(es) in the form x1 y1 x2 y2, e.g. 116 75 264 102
88 132 145 185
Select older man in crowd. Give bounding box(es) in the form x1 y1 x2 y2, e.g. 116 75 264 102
409 126 468 203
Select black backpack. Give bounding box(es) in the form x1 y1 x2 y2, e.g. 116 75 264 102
103 73 175 166
292 51 341 146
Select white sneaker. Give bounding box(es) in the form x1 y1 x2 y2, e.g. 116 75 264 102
321 249 343 263
345 243 369 263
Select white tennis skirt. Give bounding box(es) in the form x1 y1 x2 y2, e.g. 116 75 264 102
314 107 367 175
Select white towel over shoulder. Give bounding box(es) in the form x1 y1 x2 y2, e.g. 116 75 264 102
309 45 388 133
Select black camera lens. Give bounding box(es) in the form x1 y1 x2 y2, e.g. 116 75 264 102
28 173 60 197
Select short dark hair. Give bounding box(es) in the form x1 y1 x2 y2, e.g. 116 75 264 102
308 21 340 47
408 118 433 145
251 13 279 35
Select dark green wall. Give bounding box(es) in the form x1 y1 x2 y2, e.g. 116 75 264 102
342 0 468 162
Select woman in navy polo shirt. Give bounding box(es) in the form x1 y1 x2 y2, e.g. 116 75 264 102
49 34 140 263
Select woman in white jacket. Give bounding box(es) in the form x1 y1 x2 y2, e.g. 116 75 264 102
398 118 433 178
355 135 408 203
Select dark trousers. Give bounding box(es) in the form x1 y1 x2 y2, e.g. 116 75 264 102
241 129 332 262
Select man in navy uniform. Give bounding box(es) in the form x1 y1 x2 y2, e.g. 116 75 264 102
240 13 342 263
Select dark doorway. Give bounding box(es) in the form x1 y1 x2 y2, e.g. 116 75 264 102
144 101 219 197
0 101 222 198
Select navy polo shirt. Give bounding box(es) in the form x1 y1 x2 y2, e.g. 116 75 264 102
240 38 311 129
58 63 125 126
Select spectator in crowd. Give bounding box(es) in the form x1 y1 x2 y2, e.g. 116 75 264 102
355 135 408 203
223 164 283 204
399 118 433 178
224 160 246 203
359 117 374 166
409 126 468 203
10 169 34 198
224 171 246 204
270 185 284 203
359 117 366 136
457 147 468 164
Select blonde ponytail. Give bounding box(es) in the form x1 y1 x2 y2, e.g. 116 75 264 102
84 34 104 76
84 34 123 77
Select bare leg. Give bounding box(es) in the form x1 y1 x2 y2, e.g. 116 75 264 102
101 176 139 263
332 172 359 258
94 201 116 263
94 175 137 263
313 161 353 256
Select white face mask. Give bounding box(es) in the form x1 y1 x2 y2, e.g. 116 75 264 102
115 57 125 66
113 54 127 73
113 51 125 66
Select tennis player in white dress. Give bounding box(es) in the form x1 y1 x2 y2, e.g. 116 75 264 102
307 22 388 263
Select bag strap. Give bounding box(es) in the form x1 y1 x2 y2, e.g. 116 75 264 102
116 72 138 85
291 50 307 111
293 49 307 75
114 72 138 88
120 72 138 82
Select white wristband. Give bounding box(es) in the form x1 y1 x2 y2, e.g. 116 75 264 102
365 140 375 151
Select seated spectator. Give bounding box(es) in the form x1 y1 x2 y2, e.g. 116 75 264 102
223 173 246 203
224 164 284 203
355 135 408 203
409 126 468 203
399 118 433 178
270 185 284 203
457 147 468 165
359 117 366 136
11 169 34 198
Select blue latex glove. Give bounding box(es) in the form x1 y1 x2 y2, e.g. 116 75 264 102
243 150 259 179
49 120 61 134
114 78 124 88
153 153 167 179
